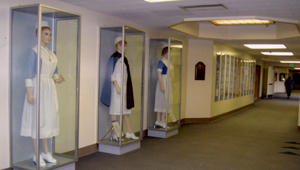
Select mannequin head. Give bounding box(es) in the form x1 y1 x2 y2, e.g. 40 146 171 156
161 46 172 57
116 40 127 53
36 27 52 47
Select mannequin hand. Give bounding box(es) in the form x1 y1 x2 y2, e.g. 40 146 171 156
116 85 121 95
27 93 34 104
160 86 165 93
54 74 65 84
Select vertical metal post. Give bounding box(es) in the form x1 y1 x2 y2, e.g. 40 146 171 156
119 26 125 145
35 4 42 170
165 38 171 130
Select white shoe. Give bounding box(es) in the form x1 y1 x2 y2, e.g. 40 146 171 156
33 155 46 167
160 122 167 128
41 152 57 163
125 133 139 140
112 134 124 141
155 121 160 125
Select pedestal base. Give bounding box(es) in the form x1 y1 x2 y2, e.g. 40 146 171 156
148 127 178 138
98 140 141 155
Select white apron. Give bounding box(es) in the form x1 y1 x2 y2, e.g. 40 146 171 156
154 58 173 113
20 46 59 139
110 58 131 115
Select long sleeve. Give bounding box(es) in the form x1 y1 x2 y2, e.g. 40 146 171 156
25 49 37 87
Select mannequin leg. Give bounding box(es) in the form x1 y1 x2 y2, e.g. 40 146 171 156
124 114 138 139
111 115 117 121
155 112 162 125
32 138 37 156
42 139 49 154
124 114 132 134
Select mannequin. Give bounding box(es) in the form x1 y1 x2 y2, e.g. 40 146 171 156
154 46 176 128
20 21 64 167
101 36 138 141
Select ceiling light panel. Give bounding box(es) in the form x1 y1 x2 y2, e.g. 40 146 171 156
262 52 293 56
280 61 300 63
210 19 275 25
180 4 227 11
244 44 286 49
143 0 179 3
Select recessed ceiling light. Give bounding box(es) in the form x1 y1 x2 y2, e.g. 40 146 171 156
244 44 286 49
143 0 179 3
262 52 293 56
210 19 275 25
280 61 300 63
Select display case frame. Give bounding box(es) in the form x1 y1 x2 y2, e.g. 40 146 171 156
147 38 182 138
97 25 145 155
10 4 80 170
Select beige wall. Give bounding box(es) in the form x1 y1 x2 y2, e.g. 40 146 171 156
211 42 256 117
185 39 214 118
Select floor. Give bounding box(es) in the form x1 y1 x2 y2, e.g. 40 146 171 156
76 92 300 170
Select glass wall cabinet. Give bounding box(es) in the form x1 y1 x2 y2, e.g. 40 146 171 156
10 4 80 169
147 38 182 138
98 26 145 154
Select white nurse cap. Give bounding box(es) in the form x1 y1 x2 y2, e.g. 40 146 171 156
35 21 49 29
114 36 123 45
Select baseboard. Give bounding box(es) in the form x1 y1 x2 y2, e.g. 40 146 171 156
2 168 12 170
78 143 98 158
181 103 254 124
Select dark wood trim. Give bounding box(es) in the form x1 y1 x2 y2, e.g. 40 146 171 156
78 144 98 158
298 126 300 132
2 168 12 170
180 103 254 124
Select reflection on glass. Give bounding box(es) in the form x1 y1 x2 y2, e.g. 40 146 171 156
148 38 182 131
100 36 138 141
20 21 62 167
98 26 144 147
11 4 79 169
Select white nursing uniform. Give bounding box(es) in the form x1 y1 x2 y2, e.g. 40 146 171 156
20 46 59 139
154 57 173 113
110 58 131 115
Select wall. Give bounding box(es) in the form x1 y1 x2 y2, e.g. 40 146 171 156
256 60 264 98
274 68 288 93
267 66 275 95
0 0 188 169
211 42 255 117
185 39 213 118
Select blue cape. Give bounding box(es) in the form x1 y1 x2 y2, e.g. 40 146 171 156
100 51 134 109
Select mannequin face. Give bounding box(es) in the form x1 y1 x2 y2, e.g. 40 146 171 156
41 28 52 46
116 41 127 53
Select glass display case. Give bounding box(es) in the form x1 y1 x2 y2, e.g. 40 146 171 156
147 38 182 138
10 4 80 169
98 26 145 155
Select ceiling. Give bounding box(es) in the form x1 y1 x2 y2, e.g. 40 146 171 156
58 0 300 64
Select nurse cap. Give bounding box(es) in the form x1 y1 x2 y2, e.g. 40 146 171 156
114 36 124 45
35 21 49 29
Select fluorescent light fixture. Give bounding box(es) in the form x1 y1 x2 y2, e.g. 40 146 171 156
210 19 275 25
280 61 300 63
180 4 227 11
244 44 286 49
262 52 293 56
294 68 300 70
170 45 183 48
143 0 179 3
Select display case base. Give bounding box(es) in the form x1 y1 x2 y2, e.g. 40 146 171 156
147 127 178 138
13 155 76 170
98 139 141 155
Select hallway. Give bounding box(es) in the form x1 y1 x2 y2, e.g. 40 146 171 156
76 98 300 170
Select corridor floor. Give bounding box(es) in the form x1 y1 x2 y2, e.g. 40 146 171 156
76 96 300 170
